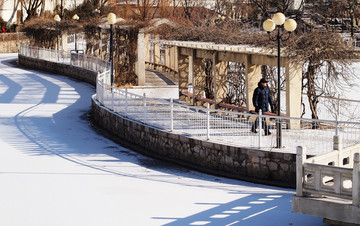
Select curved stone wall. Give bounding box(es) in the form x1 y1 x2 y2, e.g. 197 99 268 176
19 54 297 188
91 97 297 188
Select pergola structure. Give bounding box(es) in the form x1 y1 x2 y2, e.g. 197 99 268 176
136 35 303 129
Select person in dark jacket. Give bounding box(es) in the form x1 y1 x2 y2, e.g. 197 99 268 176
251 78 274 135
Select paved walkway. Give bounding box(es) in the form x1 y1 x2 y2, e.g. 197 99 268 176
145 69 177 86
0 53 326 226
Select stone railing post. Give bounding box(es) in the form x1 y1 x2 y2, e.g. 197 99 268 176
353 153 360 206
296 146 306 197
334 135 343 166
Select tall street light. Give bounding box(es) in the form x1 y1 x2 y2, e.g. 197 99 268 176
72 14 80 53
54 14 61 51
107 13 116 86
262 12 297 148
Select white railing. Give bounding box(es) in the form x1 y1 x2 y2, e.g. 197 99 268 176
20 44 360 154
96 74 360 152
296 145 360 205
19 43 110 73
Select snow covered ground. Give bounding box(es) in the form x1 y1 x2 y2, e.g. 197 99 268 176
0 53 326 226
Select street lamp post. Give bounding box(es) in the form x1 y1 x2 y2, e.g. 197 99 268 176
262 13 297 148
72 14 80 53
107 13 116 86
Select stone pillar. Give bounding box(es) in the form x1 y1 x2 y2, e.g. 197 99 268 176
154 35 161 64
188 50 194 86
214 54 228 104
296 146 306 197
137 32 146 86
353 153 360 206
144 33 150 62
178 51 189 96
169 46 175 70
194 56 206 99
334 135 343 166
245 55 262 111
165 46 170 68
286 61 302 129
169 46 179 72
61 32 68 51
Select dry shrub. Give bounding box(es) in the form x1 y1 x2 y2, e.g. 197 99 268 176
113 20 148 86
22 17 81 48
0 33 19 41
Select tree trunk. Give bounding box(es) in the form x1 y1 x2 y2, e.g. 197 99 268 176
306 62 319 120
6 0 20 28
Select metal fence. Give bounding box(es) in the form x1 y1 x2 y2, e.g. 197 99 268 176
19 43 110 73
20 44 360 155
96 73 360 154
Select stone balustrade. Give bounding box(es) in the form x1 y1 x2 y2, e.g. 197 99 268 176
292 137 360 225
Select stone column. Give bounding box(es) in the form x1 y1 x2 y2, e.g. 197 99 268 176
169 46 175 70
169 46 179 72
154 35 161 64
214 54 228 104
286 61 302 129
174 46 178 72
193 56 206 100
137 32 146 86
188 50 194 86
296 146 306 197
178 50 189 96
61 32 68 51
245 55 262 111
165 46 170 68
334 135 343 166
144 33 150 62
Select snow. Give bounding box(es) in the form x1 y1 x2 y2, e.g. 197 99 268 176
0 53 326 225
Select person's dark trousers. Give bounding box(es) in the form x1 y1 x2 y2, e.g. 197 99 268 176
251 117 271 135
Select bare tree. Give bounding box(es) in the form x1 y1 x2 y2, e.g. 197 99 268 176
23 0 43 21
136 0 157 20
6 0 21 27
0 0 6 10
226 63 247 106
214 0 227 15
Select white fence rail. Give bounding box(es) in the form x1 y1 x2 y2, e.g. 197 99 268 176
19 43 110 73
20 44 360 154
96 76 360 153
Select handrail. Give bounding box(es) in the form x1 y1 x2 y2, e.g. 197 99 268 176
145 61 177 75
296 146 360 205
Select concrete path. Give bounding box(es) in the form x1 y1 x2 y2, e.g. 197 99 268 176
0 53 326 226
145 69 177 86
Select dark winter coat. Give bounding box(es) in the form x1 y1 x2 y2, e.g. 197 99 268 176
252 82 274 113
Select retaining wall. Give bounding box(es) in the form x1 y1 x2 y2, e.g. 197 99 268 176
18 54 298 188
91 97 297 188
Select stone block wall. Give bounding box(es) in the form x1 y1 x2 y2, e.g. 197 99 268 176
91 97 297 188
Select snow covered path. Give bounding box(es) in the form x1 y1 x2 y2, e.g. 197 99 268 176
0 53 325 226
